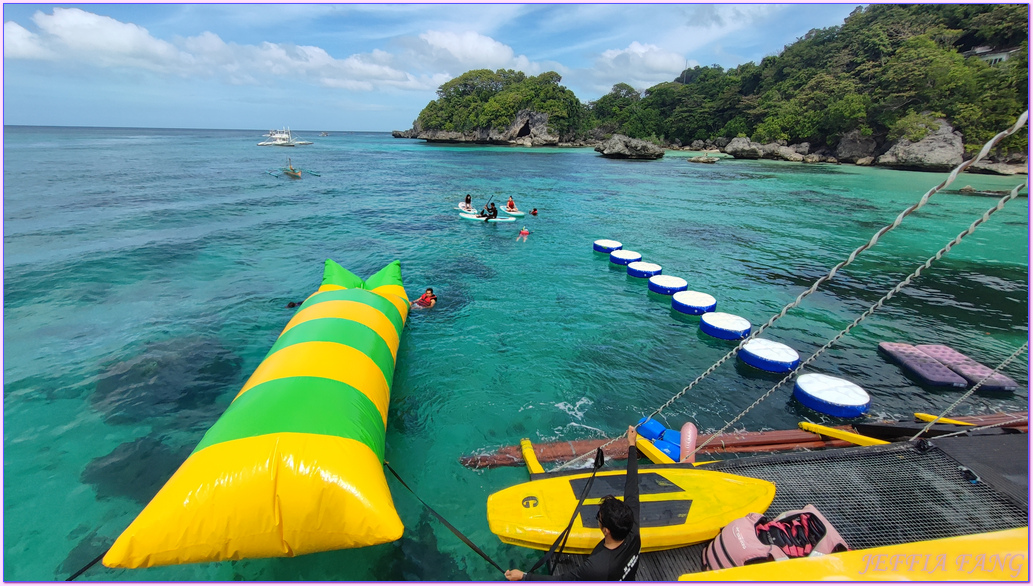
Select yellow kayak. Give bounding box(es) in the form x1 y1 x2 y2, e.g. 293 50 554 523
487 468 775 554
680 527 1029 581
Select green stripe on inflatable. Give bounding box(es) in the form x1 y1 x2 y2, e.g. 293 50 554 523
263 318 395 387
191 376 386 459
299 288 404 337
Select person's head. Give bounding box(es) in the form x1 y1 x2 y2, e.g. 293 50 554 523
597 496 634 541
425 288 434 295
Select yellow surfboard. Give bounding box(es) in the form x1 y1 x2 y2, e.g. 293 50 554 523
487 468 776 554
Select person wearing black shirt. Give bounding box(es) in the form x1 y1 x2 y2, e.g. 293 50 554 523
505 426 641 581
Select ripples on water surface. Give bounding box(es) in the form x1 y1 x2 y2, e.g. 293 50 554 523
3 126 1028 580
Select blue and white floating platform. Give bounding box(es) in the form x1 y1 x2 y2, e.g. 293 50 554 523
627 262 662 278
610 249 642 266
700 312 751 340
647 275 688 295
594 239 623 253
738 338 801 373
793 373 871 418
672 291 716 315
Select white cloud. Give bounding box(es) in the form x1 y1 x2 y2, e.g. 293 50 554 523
586 42 688 94
3 21 53 59
3 7 450 93
416 30 537 73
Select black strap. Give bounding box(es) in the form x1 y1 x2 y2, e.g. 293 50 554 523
384 462 505 575
66 549 109 581
529 448 606 575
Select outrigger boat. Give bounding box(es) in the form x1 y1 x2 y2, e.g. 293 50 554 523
266 158 320 179
257 127 313 146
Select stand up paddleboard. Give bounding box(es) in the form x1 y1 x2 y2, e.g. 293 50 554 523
459 212 516 223
487 467 775 554
503 208 525 217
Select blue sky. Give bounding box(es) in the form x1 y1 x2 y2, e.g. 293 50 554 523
3 3 862 131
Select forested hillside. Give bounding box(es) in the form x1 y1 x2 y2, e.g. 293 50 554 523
411 4 1028 155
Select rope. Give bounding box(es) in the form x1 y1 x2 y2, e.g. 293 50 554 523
909 342 1030 440
552 110 1029 472
384 462 505 575
66 549 109 581
692 186 1026 456
932 415 1029 440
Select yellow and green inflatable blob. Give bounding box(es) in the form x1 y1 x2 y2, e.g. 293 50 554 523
103 260 409 568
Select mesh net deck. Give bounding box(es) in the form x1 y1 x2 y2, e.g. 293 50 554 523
551 440 1028 580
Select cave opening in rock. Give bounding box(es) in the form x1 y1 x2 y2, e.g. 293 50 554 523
516 121 531 138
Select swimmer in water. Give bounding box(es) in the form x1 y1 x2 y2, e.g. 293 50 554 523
530 208 538 216
516 226 530 242
411 287 437 309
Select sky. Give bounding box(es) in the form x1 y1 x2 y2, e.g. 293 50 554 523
2 2 863 131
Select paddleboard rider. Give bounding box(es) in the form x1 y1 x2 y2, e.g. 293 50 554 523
507 195 517 211
506 426 641 581
411 288 437 309
485 203 499 221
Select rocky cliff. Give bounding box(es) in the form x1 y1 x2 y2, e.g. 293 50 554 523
594 135 665 159
392 109 559 146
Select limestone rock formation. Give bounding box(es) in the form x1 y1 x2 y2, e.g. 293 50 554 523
594 134 665 159
876 119 963 172
835 130 877 163
724 137 763 159
392 109 559 146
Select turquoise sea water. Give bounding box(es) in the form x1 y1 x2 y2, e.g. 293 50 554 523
3 126 1028 580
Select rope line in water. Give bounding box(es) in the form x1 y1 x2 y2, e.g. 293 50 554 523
65 549 109 581
909 342 1030 441
553 110 1028 472
692 185 1027 456
384 462 506 575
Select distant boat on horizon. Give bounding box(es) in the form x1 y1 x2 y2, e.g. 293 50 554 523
257 127 313 147
319 131 330 137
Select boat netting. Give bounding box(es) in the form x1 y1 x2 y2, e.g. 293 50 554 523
551 439 1028 580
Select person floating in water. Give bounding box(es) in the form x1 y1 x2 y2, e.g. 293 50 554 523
506 195 518 211
411 288 437 309
506 426 641 581
516 226 530 242
531 208 538 216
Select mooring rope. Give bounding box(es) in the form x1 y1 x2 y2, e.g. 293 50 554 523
690 185 1027 457
932 414 1030 440
909 342 1030 441
553 110 1028 472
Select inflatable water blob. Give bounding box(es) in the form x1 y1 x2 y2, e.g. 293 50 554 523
103 259 410 568
738 338 801 373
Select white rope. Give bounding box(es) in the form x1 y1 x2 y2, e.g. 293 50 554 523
552 110 1029 472
909 342 1029 440
691 185 1027 456
931 415 1029 440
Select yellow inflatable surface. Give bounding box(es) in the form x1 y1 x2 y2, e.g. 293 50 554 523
488 468 776 554
680 527 1029 581
103 260 409 568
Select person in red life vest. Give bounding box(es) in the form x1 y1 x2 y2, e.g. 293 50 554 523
411 287 437 309
506 426 641 581
516 226 530 242
507 195 518 211
530 208 538 216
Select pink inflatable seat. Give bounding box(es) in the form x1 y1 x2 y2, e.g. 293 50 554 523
877 342 967 388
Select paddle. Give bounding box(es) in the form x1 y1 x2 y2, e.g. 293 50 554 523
299 169 321 177
482 194 495 221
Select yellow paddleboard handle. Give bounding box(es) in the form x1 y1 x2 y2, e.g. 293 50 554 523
520 438 545 475
798 422 889 446
914 412 975 426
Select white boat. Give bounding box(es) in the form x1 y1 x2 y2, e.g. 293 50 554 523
257 127 313 147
